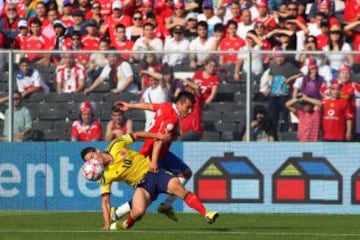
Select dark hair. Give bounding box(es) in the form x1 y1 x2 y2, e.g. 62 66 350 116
71 30 81 38
143 22 154 29
30 17 42 26
214 23 225 33
80 147 96 161
197 21 208 29
116 23 126 31
226 20 238 29
19 57 31 65
175 91 196 105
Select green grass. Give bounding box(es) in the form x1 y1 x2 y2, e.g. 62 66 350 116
1 212 360 240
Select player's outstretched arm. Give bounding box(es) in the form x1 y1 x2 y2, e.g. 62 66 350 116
116 102 154 112
131 132 171 142
101 193 112 230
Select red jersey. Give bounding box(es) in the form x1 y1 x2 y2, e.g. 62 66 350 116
140 102 180 160
111 39 134 61
351 32 360 64
71 119 102 141
316 34 329 50
181 94 204 135
344 0 360 23
111 121 127 139
81 35 100 50
102 15 132 43
21 35 52 61
322 98 353 141
192 71 220 102
219 36 245 64
100 0 113 17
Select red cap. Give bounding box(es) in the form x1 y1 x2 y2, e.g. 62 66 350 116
257 0 268 8
142 0 152 7
80 100 92 113
330 83 341 89
339 64 351 73
307 57 318 69
174 2 184 9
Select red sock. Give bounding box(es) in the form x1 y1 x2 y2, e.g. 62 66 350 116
124 213 135 229
184 192 206 216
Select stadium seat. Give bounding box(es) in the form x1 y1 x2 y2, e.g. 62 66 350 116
215 121 238 133
221 131 235 141
222 110 246 124
206 102 243 113
23 92 45 102
58 102 78 114
202 111 222 123
32 120 53 131
39 108 68 121
130 110 145 121
201 131 220 141
45 92 74 102
103 92 135 103
74 92 105 102
42 129 69 141
93 82 110 92
54 121 72 131
133 120 145 131
100 110 112 121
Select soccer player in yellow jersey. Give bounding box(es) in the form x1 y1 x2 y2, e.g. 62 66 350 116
81 132 219 230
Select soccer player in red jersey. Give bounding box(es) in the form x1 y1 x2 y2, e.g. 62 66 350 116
322 83 353 141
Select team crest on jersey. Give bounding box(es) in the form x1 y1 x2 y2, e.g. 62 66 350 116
120 150 127 157
166 124 174 131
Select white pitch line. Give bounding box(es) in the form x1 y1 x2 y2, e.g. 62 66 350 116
0 230 359 237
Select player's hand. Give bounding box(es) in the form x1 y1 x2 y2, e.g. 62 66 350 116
115 101 130 111
149 162 158 173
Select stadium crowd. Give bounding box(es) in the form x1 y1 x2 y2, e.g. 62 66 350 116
0 0 360 142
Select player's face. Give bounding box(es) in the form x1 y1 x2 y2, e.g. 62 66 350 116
111 111 123 124
177 99 193 118
83 150 103 163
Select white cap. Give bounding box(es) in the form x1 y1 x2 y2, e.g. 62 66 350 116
53 19 67 29
18 19 27 28
112 1 122 9
186 12 198 20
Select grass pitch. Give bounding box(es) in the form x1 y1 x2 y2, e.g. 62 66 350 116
1 212 360 240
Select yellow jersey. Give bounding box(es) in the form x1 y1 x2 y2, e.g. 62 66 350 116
99 134 150 195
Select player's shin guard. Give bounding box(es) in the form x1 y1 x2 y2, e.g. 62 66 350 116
182 191 206 216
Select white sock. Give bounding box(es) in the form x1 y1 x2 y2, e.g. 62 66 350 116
115 201 131 218
163 177 188 207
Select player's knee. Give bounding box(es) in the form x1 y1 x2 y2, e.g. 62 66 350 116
131 207 146 219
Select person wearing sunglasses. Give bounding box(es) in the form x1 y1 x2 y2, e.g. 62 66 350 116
0 91 32 142
126 11 143 42
165 2 187 32
323 24 353 79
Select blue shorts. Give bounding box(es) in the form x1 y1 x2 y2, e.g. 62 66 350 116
137 169 175 201
158 152 189 175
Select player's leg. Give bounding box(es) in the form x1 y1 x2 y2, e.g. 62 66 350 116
111 200 132 222
166 176 219 224
158 152 192 221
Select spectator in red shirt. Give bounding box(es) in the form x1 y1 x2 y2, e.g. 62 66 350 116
21 17 52 66
100 1 132 44
0 3 20 47
63 31 88 65
344 20 360 73
316 19 330 50
140 53 162 91
71 100 102 142
286 94 322 142
104 105 133 141
145 12 169 42
81 19 100 50
12 19 29 49
321 83 353 141
191 58 219 104
111 23 134 61
60 0 74 27
219 20 245 66
76 0 92 20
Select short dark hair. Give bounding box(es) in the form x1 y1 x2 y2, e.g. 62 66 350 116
214 23 225 33
197 21 208 30
111 105 124 113
175 91 196 105
80 147 96 161
19 57 31 65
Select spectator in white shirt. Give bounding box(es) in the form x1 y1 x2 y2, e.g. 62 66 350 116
163 25 190 67
16 57 49 98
